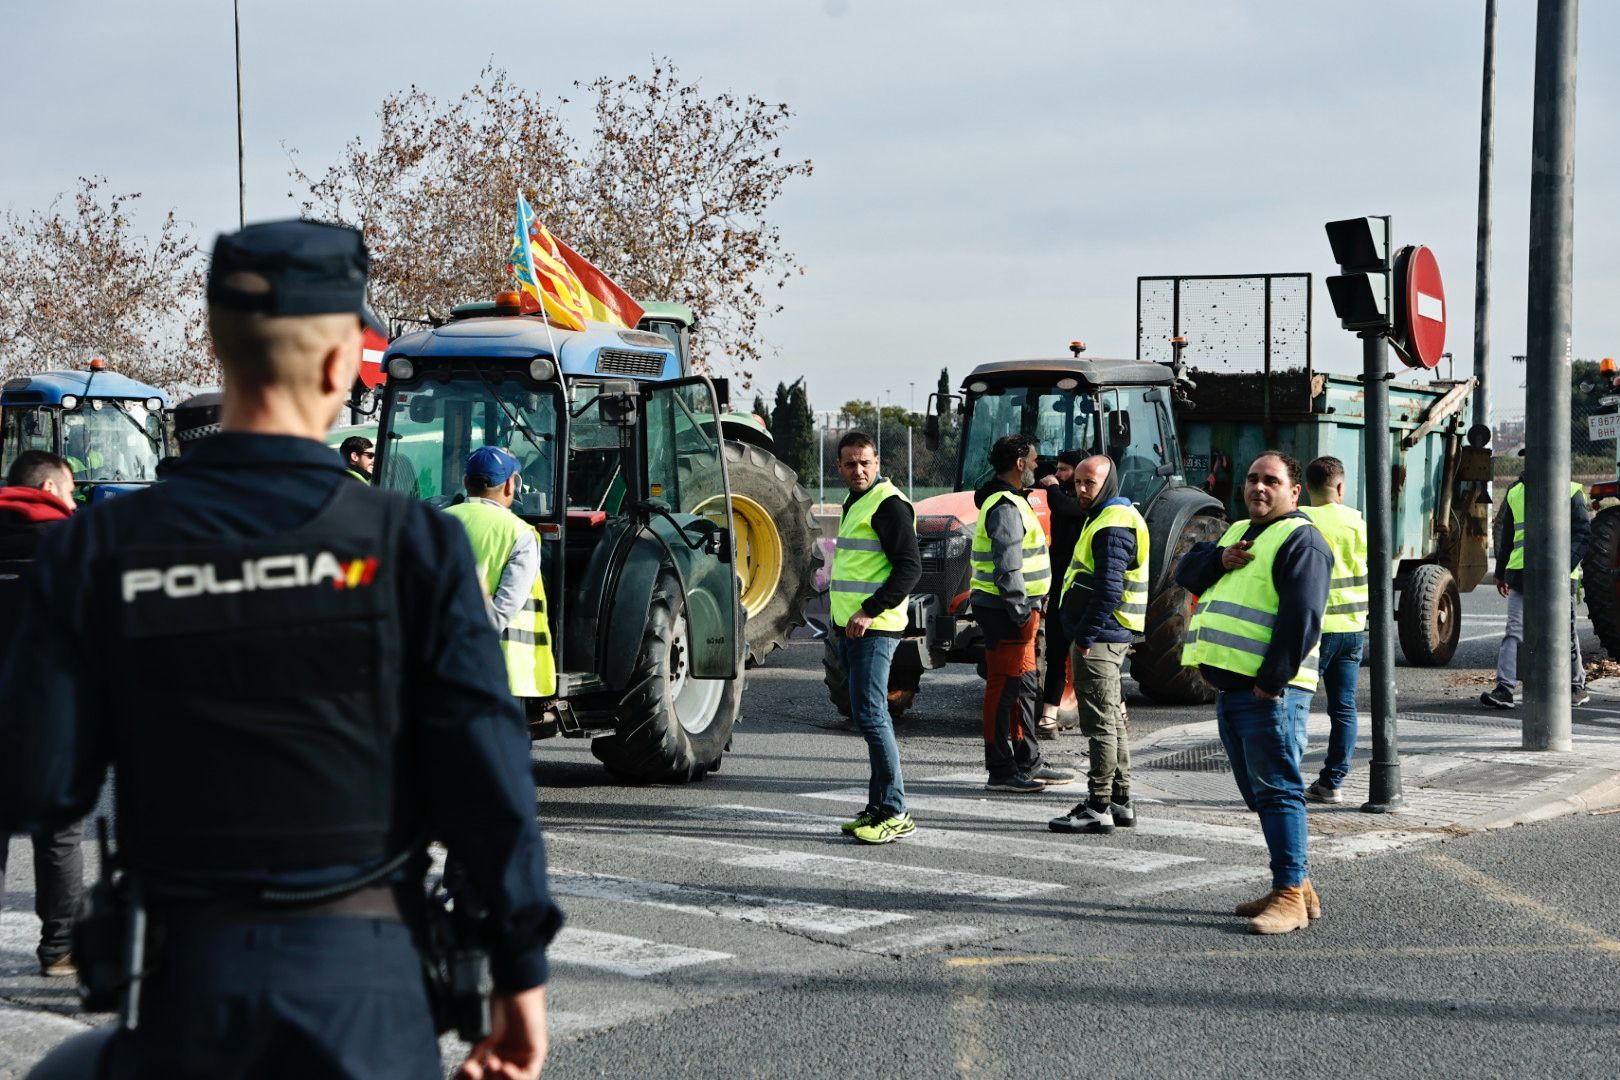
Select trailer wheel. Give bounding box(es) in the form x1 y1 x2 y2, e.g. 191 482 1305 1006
1582 505 1620 660
1133 514 1223 704
592 569 741 783
822 638 918 720
1397 563 1461 666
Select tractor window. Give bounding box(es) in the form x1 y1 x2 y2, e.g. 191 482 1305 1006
61 401 163 483
567 384 629 514
2 407 57 476
380 377 561 519
960 387 1096 490
1101 388 1170 506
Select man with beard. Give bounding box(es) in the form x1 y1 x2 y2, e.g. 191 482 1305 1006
1049 455 1149 834
970 434 1075 793
1177 451 1332 935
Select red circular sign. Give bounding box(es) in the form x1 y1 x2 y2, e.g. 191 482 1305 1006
1399 245 1446 369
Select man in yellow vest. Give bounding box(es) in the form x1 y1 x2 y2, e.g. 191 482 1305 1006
1178 451 1333 935
829 431 922 844
1048 455 1149 834
445 446 555 698
972 434 1076 793
1299 456 1369 804
1482 462 1591 709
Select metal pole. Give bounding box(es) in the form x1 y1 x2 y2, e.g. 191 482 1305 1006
818 414 825 510
907 424 914 499
1523 0 1578 752
234 0 246 228
1473 0 1497 433
1362 330 1403 812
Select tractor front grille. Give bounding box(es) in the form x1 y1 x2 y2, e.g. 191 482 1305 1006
595 349 667 378
915 538 971 609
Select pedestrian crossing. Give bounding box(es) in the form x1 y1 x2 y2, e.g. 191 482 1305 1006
523 768 1444 1045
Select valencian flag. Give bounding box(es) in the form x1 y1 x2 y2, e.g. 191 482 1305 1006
508 194 645 331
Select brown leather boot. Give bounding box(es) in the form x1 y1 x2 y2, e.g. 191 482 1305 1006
1247 885 1310 935
1235 879 1321 919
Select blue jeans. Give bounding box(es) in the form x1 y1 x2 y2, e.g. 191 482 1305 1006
839 633 907 817
1316 631 1364 789
1217 687 1311 889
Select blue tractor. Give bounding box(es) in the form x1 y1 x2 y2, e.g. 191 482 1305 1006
0 359 173 502
369 297 745 783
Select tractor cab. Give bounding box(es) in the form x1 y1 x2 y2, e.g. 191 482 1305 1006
0 360 173 503
369 308 744 783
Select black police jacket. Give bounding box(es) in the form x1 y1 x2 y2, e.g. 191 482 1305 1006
0 433 562 991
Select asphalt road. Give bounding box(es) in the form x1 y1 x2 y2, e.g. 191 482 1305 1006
3 589 1614 1078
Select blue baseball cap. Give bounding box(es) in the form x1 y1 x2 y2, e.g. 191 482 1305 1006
466 446 521 487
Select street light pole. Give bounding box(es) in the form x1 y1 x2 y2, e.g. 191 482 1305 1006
234 0 246 228
1473 0 1497 434
1362 329 1402 812
1523 0 1579 752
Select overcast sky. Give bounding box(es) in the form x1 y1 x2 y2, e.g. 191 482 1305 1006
4 1 1617 420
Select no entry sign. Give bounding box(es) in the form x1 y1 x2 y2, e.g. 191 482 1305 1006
1395 245 1446 370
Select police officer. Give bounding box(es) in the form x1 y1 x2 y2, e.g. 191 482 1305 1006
1298 456 1369 803
1049 455 1149 835
1482 462 1591 709
971 434 1075 793
0 220 561 1079
1177 451 1331 935
446 446 555 698
828 430 921 845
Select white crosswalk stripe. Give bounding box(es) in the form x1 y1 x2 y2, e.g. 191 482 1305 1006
549 869 909 936
796 787 1270 848
675 804 1204 873
558 826 1063 900
548 928 732 977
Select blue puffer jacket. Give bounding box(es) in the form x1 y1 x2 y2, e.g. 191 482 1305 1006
1060 496 1139 648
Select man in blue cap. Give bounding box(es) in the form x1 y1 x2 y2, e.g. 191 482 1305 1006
446 446 555 698
4 219 561 1080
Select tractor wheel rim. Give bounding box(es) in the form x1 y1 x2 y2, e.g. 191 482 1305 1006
695 494 782 617
669 613 724 734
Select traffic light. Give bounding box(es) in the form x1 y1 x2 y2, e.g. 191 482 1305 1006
1325 216 1392 333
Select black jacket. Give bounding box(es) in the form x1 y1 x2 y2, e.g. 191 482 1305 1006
1493 478 1590 590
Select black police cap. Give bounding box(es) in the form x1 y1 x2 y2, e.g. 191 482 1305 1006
207 219 370 317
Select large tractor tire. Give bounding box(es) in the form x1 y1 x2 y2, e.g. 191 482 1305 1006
1583 505 1620 660
1132 513 1224 705
1397 563 1461 666
822 638 919 720
592 569 742 783
689 440 822 667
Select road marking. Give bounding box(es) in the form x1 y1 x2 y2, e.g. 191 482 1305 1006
1423 853 1620 952
548 928 732 977
1116 864 1267 900
944 941 1618 968
550 869 909 936
850 924 987 957
798 788 1271 848
1313 830 1440 859
677 804 1203 873
559 827 1060 901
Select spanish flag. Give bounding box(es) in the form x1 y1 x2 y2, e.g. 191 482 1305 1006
508 194 645 331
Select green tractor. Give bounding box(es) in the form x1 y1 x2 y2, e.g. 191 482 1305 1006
370 304 745 783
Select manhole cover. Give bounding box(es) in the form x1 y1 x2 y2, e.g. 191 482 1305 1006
1140 739 1232 774
1420 761 1564 792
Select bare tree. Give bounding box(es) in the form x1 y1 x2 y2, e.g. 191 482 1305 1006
0 177 212 393
289 62 810 383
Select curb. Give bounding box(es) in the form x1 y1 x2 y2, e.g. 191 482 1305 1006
1469 765 1620 830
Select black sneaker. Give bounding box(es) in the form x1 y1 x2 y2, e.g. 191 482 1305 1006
1029 765 1075 786
1573 688 1592 707
1109 796 1136 827
986 773 1045 793
1305 780 1343 804
1480 686 1515 709
1049 801 1115 834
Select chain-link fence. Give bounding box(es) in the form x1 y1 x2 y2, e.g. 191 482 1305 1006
1491 407 1617 497
1137 273 1312 372
806 413 962 512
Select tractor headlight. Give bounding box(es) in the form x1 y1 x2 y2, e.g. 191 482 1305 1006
386 357 415 381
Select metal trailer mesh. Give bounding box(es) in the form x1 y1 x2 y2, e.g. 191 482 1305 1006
1137 274 1311 374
